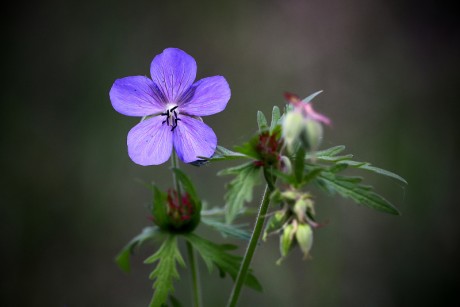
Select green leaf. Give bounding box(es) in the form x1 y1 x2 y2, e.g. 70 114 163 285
234 135 260 160
201 217 251 240
307 145 346 159
270 106 281 131
294 147 306 184
196 146 250 164
338 160 408 184
301 90 323 103
315 171 400 215
144 236 185 307
257 110 268 131
115 226 161 273
306 145 407 184
184 233 262 291
221 162 261 223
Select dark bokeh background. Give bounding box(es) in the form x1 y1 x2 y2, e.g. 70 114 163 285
2 0 459 306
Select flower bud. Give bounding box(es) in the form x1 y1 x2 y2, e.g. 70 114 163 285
282 111 304 152
295 223 313 259
279 155 292 174
279 223 296 259
293 196 314 222
263 210 287 241
152 188 200 233
300 118 323 153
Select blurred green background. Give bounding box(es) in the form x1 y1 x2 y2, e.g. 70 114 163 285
2 0 459 306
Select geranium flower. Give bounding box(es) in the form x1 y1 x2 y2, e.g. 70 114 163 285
110 48 230 165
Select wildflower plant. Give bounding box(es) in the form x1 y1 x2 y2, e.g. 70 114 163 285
110 48 407 307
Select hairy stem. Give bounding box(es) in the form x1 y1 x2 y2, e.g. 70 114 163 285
170 152 202 307
227 184 272 307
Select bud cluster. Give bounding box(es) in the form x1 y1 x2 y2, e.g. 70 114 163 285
264 189 321 263
254 131 283 168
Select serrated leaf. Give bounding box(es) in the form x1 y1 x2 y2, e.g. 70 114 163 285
270 106 281 131
339 160 408 184
307 145 407 184
301 90 323 103
195 146 250 164
315 171 400 215
144 236 185 307
184 233 262 291
221 162 261 223
257 111 268 131
201 217 251 240
308 145 346 159
115 226 161 273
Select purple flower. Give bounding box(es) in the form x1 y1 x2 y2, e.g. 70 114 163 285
110 48 231 165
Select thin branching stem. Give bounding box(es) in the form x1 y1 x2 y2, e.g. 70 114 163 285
227 184 272 307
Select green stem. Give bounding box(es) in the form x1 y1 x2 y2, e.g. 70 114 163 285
227 184 272 307
170 151 202 307
186 240 202 307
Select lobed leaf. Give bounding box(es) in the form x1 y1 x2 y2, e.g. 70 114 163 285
115 226 161 273
220 162 261 223
144 236 185 307
315 171 400 215
184 233 262 291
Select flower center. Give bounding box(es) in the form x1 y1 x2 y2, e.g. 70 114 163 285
161 106 181 131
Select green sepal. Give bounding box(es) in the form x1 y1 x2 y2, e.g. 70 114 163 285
270 106 281 132
257 110 269 131
184 233 262 291
150 184 169 230
301 90 323 103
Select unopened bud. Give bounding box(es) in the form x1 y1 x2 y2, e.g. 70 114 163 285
300 118 323 153
279 223 296 259
295 223 313 259
293 196 314 222
279 155 292 174
282 111 304 152
263 210 287 241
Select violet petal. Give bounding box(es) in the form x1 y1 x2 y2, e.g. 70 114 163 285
179 76 231 116
110 76 166 116
173 116 217 163
150 48 197 104
127 116 173 165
